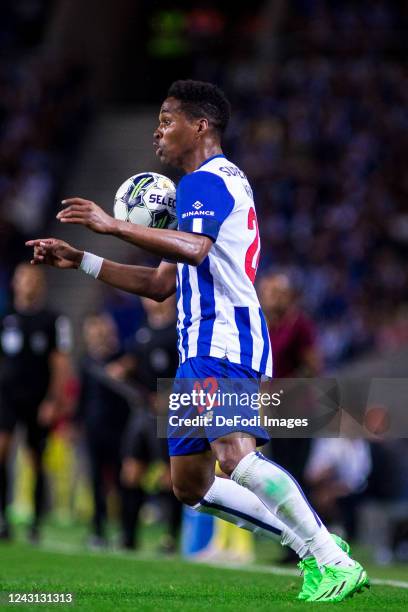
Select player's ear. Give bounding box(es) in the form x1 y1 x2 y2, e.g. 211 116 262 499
197 117 209 135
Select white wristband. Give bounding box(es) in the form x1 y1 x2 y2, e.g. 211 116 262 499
79 251 104 279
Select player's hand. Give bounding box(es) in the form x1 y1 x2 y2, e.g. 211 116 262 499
25 238 83 269
57 198 116 234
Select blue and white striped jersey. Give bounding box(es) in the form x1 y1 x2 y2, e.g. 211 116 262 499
175 154 273 377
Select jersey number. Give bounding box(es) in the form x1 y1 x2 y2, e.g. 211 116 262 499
193 378 219 413
245 207 260 283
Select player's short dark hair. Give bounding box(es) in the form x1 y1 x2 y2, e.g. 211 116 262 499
167 80 231 137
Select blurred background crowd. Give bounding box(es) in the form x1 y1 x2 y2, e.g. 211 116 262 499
0 0 407 566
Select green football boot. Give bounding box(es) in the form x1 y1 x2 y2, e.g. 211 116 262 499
308 561 370 602
297 534 350 601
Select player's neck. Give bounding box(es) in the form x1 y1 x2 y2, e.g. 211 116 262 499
182 142 223 174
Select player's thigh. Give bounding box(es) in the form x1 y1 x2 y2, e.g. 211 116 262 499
170 450 216 505
211 432 257 476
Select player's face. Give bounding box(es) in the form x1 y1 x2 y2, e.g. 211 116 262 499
153 97 198 169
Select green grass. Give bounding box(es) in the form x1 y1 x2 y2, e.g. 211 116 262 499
0 527 407 611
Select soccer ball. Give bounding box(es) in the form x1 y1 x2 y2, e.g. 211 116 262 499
113 172 177 229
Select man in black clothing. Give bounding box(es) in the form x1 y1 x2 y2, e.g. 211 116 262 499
107 296 181 551
0 264 72 540
76 312 131 547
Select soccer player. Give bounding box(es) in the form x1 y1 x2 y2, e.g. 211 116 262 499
26 80 369 602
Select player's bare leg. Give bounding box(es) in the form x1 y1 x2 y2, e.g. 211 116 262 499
170 450 216 506
209 434 368 601
205 433 353 568
170 443 310 559
211 432 255 476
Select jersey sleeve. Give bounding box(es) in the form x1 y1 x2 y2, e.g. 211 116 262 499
176 171 234 241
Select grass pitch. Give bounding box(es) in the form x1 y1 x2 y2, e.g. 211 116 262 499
1 530 407 611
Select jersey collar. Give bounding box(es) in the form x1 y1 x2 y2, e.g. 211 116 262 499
197 154 226 169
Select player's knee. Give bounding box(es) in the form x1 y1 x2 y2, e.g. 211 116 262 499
215 445 242 476
217 456 239 477
172 483 204 506
217 447 250 476
214 437 256 476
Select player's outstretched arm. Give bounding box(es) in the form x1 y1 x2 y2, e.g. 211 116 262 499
26 238 83 269
57 198 212 266
100 259 176 301
25 238 176 301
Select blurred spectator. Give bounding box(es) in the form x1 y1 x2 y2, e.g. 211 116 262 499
305 438 372 539
258 271 321 563
222 0 408 368
101 288 144 350
258 272 321 482
0 57 91 237
0 3 92 317
258 272 321 379
0 263 72 541
361 439 408 564
107 296 181 552
75 313 131 549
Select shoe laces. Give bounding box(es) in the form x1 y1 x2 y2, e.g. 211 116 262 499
322 565 343 580
297 557 314 574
